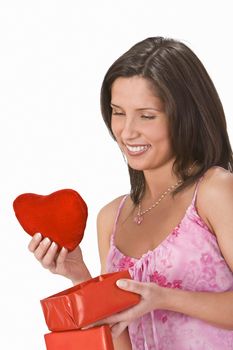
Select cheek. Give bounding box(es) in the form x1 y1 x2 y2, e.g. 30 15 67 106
111 118 122 139
148 121 170 143
146 128 166 142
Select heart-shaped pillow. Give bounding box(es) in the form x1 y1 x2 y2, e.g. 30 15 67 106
13 189 88 251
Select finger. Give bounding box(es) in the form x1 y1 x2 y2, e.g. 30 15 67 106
100 314 123 324
104 298 148 325
81 320 103 330
111 321 128 338
34 237 52 261
81 324 94 330
81 317 117 330
28 233 42 252
56 247 68 265
41 242 59 268
116 279 145 295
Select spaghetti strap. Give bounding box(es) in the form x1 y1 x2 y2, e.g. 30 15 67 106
191 176 204 206
110 195 128 245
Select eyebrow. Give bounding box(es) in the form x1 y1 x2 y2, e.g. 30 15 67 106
110 103 161 112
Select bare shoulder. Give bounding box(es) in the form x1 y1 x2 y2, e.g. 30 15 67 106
97 195 127 233
199 166 233 200
197 166 233 271
198 166 233 233
97 195 127 273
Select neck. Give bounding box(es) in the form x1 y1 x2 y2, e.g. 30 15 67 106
143 159 181 201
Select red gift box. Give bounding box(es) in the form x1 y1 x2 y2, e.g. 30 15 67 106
44 326 114 350
41 270 140 331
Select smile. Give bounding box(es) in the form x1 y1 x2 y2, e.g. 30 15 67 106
125 144 151 155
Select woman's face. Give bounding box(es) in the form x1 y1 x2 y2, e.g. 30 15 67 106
110 75 174 172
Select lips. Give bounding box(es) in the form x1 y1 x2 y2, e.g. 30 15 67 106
125 144 150 155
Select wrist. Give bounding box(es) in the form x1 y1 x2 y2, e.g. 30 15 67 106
158 285 185 311
152 284 171 310
71 263 92 285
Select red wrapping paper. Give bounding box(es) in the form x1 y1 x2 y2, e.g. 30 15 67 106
41 270 140 331
44 326 114 350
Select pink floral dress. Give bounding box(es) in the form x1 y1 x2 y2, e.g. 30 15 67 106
106 180 233 349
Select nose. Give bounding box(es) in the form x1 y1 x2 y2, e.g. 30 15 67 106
121 116 139 141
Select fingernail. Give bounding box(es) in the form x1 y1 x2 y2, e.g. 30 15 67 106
43 237 51 245
34 233 42 240
116 279 127 288
81 325 92 330
51 242 57 249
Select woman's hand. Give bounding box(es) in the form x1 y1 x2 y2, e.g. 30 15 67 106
28 233 91 284
84 278 165 338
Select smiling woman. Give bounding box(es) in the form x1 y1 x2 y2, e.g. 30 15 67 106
28 36 233 350
97 37 233 350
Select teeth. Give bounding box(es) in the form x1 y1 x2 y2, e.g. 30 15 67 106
126 145 149 152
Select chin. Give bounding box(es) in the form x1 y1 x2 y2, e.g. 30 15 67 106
127 162 151 172
127 159 171 172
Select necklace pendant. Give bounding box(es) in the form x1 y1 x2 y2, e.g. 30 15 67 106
134 214 143 225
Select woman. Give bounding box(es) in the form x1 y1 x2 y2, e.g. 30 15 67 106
29 37 233 349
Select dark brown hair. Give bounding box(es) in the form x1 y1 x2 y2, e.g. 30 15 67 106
100 37 233 204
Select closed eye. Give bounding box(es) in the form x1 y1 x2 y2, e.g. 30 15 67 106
141 115 156 120
112 112 125 116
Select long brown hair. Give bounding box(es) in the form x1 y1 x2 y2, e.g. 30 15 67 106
100 37 233 204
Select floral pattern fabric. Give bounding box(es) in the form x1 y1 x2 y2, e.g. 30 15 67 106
106 183 233 350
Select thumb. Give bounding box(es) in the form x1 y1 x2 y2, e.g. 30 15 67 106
116 278 144 295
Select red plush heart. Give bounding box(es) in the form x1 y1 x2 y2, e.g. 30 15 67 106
13 189 88 251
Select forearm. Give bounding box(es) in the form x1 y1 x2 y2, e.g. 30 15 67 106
161 288 233 329
113 328 132 350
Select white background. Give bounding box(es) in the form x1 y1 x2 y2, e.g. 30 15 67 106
0 1 232 349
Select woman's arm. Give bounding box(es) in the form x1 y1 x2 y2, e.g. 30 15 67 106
161 288 233 329
97 198 132 350
107 279 233 338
